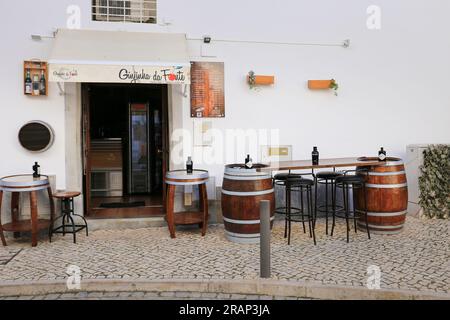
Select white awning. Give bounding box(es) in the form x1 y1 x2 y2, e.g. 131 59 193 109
48 29 190 84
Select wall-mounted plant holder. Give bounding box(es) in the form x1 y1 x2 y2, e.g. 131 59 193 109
247 71 275 89
308 80 332 89
308 79 339 95
248 75 275 85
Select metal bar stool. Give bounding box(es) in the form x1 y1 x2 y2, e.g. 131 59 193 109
331 170 371 243
274 171 303 220
284 174 316 245
314 171 343 234
51 191 88 244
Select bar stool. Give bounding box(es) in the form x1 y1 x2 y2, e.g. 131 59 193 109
331 171 370 243
51 191 88 244
314 171 343 234
284 175 316 245
274 172 303 219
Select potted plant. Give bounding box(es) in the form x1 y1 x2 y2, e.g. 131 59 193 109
248 70 257 89
329 79 339 96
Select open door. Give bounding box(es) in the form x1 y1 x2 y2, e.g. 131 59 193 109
82 83 169 218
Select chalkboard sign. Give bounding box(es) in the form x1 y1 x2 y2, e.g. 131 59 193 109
18 121 54 152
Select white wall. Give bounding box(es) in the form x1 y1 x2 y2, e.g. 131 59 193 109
1 0 449 192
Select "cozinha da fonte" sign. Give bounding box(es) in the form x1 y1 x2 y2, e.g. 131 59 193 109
49 64 191 84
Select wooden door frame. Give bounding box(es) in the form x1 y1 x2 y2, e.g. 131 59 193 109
81 83 170 218
161 84 169 213
82 83 91 215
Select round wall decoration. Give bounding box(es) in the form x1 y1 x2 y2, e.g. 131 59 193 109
18 121 55 152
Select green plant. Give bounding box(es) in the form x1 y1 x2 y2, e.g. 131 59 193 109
247 70 256 89
418 144 450 219
329 79 339 96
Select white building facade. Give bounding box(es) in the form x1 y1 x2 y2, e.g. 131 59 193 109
1 0 449 219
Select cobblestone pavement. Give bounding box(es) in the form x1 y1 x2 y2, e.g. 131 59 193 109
0 216 448 294
0 291 312 300
0 249 21 265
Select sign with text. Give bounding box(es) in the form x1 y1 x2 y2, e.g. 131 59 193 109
190 62 225 118
49 64 191 84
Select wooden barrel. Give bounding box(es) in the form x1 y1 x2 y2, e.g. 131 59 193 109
355 157 408 234
0 174 50 192
221 164 275 244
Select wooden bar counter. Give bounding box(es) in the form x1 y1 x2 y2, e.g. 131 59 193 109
259 157 385 172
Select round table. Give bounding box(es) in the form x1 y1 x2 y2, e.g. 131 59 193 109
0 175 55 247
165 170 209 238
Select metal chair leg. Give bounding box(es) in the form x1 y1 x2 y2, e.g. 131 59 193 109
300 187 306 233
74 214 89 236
314 177 318 229
324 180 329 235
311 188 317 245
331 182 337 237
344 184 350 243
307 187 316 245
287 202 292 245
67 215 77 244
331 180 336 235
352 184 358 233
306 187 312 238
363 183 371 240
284 185 289 238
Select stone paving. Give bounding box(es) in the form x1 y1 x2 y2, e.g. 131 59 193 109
0 249 21 265
0 216 448 295
0 291 312 300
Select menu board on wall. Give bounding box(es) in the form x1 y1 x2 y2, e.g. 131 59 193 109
190 62 225 118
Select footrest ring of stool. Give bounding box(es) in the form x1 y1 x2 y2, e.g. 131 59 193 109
275 207 302 215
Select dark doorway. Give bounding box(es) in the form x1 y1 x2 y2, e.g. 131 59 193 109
82 83 169 218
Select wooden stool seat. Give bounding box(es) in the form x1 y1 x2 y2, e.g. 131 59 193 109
165 170 209 238
53 191 81 199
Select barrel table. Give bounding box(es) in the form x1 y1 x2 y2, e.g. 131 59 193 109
0 175 55 247
165 170 209 238
355 157 408 234
221 164 275 244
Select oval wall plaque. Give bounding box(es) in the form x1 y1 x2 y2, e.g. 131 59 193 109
18 121 54 152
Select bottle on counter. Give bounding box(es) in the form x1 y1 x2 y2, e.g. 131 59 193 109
312 146 319 165
186 156 193 174
32 74 40 95
245 154 253 169
378 147 387 161
32 162 41 178
25 69 32 94
39 70 46 95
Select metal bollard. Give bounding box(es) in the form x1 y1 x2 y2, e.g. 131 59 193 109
260 200 271 278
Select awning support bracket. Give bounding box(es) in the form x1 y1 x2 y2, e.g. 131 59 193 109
57 82 66 96
182 84 189 98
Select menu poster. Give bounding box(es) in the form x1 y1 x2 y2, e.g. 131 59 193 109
190 62 225 118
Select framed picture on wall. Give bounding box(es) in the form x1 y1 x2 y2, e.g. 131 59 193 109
190 62 225 118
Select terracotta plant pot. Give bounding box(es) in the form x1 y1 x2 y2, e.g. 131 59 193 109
308 80 333 89
247 75 275 86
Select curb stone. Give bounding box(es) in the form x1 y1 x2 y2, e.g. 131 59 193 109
0 278 448 300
